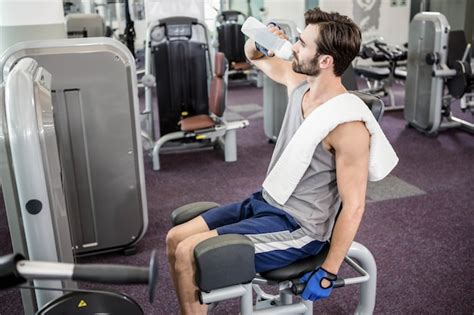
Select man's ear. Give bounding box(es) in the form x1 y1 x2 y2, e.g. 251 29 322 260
319 55 334 70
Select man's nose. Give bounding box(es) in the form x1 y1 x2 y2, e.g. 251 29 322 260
292 42 299 54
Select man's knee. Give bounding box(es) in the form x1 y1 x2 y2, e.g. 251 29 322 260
174 239 196 273
174 231 218 271
166 226 185 254
166 216 211 254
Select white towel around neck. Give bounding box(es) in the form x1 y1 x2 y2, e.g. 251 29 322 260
262 93 399 205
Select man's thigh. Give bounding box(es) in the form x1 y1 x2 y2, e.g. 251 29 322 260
171 215 211 239
201 195 254 230
171 194 255 246
216 214 326 273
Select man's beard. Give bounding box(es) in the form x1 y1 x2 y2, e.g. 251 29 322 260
292 53 321 76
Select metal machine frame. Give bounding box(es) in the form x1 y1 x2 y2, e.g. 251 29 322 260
0 58 76 311
199 241 377 315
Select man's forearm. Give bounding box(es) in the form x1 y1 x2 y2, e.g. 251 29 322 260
244 39 265 61
321 205 365 274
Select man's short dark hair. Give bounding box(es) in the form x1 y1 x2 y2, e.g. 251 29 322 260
304 8 361 77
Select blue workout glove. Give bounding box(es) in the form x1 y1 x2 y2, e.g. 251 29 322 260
299 267 337 301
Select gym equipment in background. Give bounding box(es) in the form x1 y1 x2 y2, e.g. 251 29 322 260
216 10 248 72
215 10 263 86
0 45 148 310
0 36 148 260
354 38 407 111
404 12 474 135
142 16 249 171
65 13 107 38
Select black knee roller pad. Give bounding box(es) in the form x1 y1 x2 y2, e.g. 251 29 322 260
171 202 220 226
194 234 255 292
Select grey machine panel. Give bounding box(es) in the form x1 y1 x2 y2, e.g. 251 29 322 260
404 12 450 133
0 38 148 256
0 58 76 310
263 20 299 142
263 75 288 142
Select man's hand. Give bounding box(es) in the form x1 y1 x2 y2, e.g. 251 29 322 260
299 267 337 301
264 23 289 57
244 22 305 92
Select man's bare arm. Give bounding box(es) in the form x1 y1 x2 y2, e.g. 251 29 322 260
243 26 306 94
322 121 370 275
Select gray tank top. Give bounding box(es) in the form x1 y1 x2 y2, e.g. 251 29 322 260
262 81 341 241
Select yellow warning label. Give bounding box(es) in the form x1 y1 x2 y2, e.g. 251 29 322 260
77 300 88 308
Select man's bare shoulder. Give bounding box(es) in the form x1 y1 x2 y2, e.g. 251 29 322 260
327 121 370 151
333 121 368 134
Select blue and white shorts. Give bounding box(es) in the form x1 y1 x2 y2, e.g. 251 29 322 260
201 191 326 273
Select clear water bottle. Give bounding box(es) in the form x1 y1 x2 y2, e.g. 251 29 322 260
241 16 293 60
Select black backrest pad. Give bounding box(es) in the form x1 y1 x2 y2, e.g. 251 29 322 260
447 30 472 98
153 40 209 135
350 91 384 122
220 10 243 22
217 24 246 64
341 64 358 91
447 30 468 68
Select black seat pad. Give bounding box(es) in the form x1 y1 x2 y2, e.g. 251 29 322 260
354 66 390 80
260 243 330 282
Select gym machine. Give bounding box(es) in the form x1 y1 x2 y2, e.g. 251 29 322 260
405 12 474 135
0 38 148 312
0 250 157 315
142 16 249 170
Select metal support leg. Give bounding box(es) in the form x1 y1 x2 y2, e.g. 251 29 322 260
446 114 474 133
279 282 293 305
222 129 237 162
152 131 186 171
302 299 313 315
240 283 254 315
141 130 153 152
383 84 405 111
347 242 377 314
152 144 161 171
219 119 249 163
141 111 153 141
385 85 395 107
